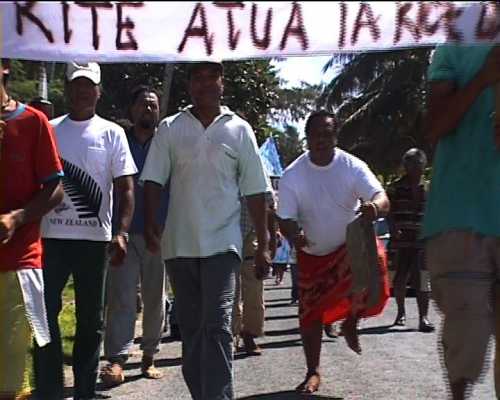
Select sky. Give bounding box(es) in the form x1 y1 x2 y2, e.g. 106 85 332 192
272 55 338 88
270 55 339 134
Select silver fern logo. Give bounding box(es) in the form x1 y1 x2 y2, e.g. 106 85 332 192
54 202 71 214
61 158 104 227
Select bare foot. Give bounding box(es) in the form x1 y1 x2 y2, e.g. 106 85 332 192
341 316 362 355
295 372 321 394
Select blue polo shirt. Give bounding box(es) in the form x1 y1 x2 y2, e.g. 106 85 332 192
115 130 169 234
423 45 500 238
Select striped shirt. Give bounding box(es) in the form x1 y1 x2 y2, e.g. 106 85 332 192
387 175 427 250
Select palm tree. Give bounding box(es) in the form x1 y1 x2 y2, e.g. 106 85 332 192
318 48 434 178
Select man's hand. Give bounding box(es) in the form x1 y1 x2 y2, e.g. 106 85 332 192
0 211 21 244
145 223 162 254
109 235 127 267
359 201 378 222
269 236 277 260
293 230 309 250
254 247 272 280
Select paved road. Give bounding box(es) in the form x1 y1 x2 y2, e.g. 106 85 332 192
77 273 494 400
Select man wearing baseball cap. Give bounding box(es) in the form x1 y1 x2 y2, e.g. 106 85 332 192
33 62 137 400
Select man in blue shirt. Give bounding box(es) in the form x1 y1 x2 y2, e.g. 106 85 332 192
425 45 500 400
102 86 169 386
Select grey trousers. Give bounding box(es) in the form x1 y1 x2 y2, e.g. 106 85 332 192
104 234 166 360
167 252 240 400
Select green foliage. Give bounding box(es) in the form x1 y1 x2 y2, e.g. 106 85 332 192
8 60 38 102
271 124 305 167
319 48 434 176
8 60 315 149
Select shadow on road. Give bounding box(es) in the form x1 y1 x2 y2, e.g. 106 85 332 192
264 286 292 291
265 302 293 309
358 324 416 335
265 327 300 337
121 356 183 371
265 314 298 321
238 390 343 399
265 297 294 303
259 338 302 350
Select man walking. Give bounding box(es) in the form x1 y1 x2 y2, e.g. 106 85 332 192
101 86 168 386
0 59 64 400
387 148 434 332
141 61 271 400
277 110 390 394
233 193 276 356
425 45 500 400
34 62 137 400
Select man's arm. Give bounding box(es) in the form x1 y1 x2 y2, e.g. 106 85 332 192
277 217 308 251
144 181 163 254
0 179 63 243
110 175 135 266
359 191 390 222
267 206 277 260
246 193 271 275
428 47 500 144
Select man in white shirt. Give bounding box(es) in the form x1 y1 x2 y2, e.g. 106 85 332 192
141 61 271 400
277 110 390 395
34 62 137 400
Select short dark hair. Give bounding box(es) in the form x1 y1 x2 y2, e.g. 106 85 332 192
305 110 338 136
127 85 160 122
29 97 52 106
129 85 160 108
187 62 224 79
402 148 427 167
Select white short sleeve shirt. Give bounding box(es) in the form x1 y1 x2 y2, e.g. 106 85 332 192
140 106 269 260
42 115 138 242
277 149 384 256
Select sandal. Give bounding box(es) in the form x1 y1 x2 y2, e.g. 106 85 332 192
295 372 321 394
141 356 163 379
141 364 163 379
100 362 125 387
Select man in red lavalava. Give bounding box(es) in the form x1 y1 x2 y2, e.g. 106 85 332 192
277 110 390 395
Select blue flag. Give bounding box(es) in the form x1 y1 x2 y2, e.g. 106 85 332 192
259 137 283 177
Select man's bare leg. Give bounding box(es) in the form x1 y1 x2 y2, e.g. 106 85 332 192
342 315 361 354
296 319 322 394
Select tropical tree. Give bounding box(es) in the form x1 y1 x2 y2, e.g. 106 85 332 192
8 59 319 146
319 48 434 177
271 124 305 168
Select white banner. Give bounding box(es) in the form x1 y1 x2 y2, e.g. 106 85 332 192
2 1 499 63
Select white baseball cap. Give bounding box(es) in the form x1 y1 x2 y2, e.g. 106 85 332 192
66 62 101 85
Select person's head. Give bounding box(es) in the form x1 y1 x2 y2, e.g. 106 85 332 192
128 85 160 131
29 97 54 120
305 110 338 161
188 61 224 110
402 148 427 179
65 62 101 118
